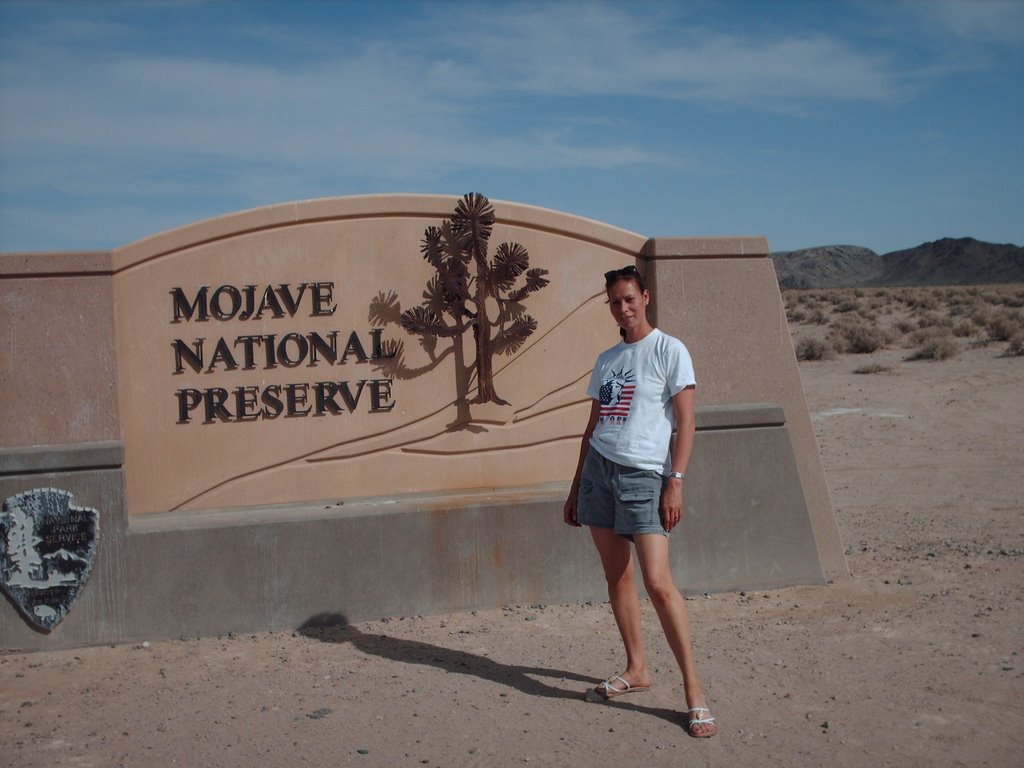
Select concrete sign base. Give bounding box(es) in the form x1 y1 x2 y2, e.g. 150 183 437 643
1 405 822 650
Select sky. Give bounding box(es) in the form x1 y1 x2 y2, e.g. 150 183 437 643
0 0 1022 255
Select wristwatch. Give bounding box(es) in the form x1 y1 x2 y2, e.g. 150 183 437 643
666 471 685 480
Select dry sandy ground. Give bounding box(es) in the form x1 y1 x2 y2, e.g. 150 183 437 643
2 345 1022 767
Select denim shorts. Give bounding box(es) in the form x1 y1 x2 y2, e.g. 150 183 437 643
577 448 668 538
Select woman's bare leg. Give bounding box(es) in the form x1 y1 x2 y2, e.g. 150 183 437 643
633 533 717 736
589 526 651 689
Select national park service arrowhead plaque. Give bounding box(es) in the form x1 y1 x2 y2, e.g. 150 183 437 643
1 488 99 631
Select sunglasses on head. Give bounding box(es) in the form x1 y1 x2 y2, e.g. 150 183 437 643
604 265 640 284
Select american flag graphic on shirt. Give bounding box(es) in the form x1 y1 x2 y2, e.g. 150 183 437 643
598 368 636 423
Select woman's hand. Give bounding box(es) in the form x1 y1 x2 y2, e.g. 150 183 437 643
563 485 582 527
565 401 601 529
662 386 695 533
661 477 683 532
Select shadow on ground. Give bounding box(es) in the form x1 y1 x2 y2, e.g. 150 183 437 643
298 612 686 727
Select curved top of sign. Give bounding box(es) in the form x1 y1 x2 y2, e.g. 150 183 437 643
112 194 648 273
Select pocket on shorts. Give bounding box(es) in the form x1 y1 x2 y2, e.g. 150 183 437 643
616 468 660 503
618 488 654 503
615 471 663 533
618 488 657 522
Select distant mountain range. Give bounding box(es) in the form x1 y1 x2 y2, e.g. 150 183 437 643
771 237 1024 289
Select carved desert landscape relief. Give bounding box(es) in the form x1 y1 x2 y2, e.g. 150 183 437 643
2 275 1020 766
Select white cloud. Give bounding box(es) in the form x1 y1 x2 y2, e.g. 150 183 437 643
921 0 1024 43
1 0 1020 251
0 17 666 190
445 2 908 107
0 0 936 188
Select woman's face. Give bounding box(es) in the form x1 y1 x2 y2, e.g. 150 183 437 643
606 278 650 336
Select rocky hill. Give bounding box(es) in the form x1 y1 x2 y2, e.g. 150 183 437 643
771 245 882 289
772 237 1024 288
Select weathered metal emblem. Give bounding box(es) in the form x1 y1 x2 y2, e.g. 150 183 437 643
1 488 99 631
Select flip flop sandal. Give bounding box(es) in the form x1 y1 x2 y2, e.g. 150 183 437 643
594 675 651 699
687 706 718 738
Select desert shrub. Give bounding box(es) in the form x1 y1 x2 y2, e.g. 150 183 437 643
916 312 953 330
894 319 916 334
834 289 857 306
943 287 973 304
987 311 1023 342
952 320 978 338
829 320 890 354
802 297 823 311
806 308 830 325
907 331 958 361
948 292 978 315
835 299 860 313
891 288 913 305
853 363 892 374
906 291 939 311
786 307 807 323
1007 333 1024 356
795 336 834 361
908 327 962 352
969 306 993 326
949 287 977 302
907 327 938 345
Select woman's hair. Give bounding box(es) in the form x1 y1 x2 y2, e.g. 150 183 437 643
604 264 646 292
604 265 648 338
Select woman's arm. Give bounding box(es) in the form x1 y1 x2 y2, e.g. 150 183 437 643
563 400 602 527
661 384 696 532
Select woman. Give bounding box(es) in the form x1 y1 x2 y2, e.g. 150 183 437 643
563 265 717 738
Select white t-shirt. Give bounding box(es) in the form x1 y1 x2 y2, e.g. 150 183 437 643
586 328 696 472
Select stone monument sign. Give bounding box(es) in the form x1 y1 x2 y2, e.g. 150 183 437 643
1 193 846 651
114 193 633 518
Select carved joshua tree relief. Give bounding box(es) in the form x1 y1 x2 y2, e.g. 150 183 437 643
376 193 549 423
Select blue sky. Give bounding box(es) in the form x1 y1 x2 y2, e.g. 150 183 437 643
1 0 1021 254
